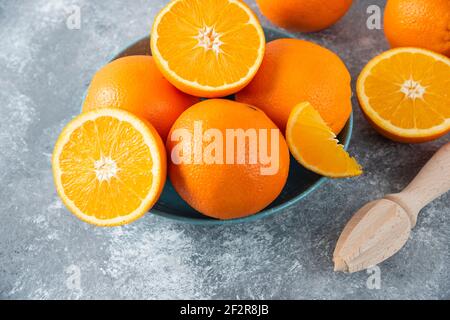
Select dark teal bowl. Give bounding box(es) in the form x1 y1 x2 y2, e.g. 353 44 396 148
106 27 353 225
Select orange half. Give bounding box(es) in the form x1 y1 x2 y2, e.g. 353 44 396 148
150 0 265 98
286 102 362 178
52 109 166 226
357 47 450 143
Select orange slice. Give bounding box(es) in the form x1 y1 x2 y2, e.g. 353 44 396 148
286 102 362 178
52 109 166 227
357 47 450 143
150 0 265 98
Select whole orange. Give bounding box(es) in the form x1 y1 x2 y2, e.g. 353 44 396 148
82 55 199 141
236 39 352 134
167 99 290 220
256 0 353 32
384 0 450 57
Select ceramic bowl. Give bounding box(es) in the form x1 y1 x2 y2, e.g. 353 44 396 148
107 27 354 225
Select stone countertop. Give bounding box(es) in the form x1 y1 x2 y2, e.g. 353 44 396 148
0 0 448 299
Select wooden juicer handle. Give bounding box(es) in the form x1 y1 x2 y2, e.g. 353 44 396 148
386 142 450 227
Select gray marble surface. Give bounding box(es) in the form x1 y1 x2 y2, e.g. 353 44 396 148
0 0 448 300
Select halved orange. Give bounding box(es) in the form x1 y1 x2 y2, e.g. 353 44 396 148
150 0 265 98
52 109 166 227
286 102 362 178
357 47 450 143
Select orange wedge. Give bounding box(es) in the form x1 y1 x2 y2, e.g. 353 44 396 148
150 0 265 98
52 109 166 227
357 47 450 143
286 102 362 178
